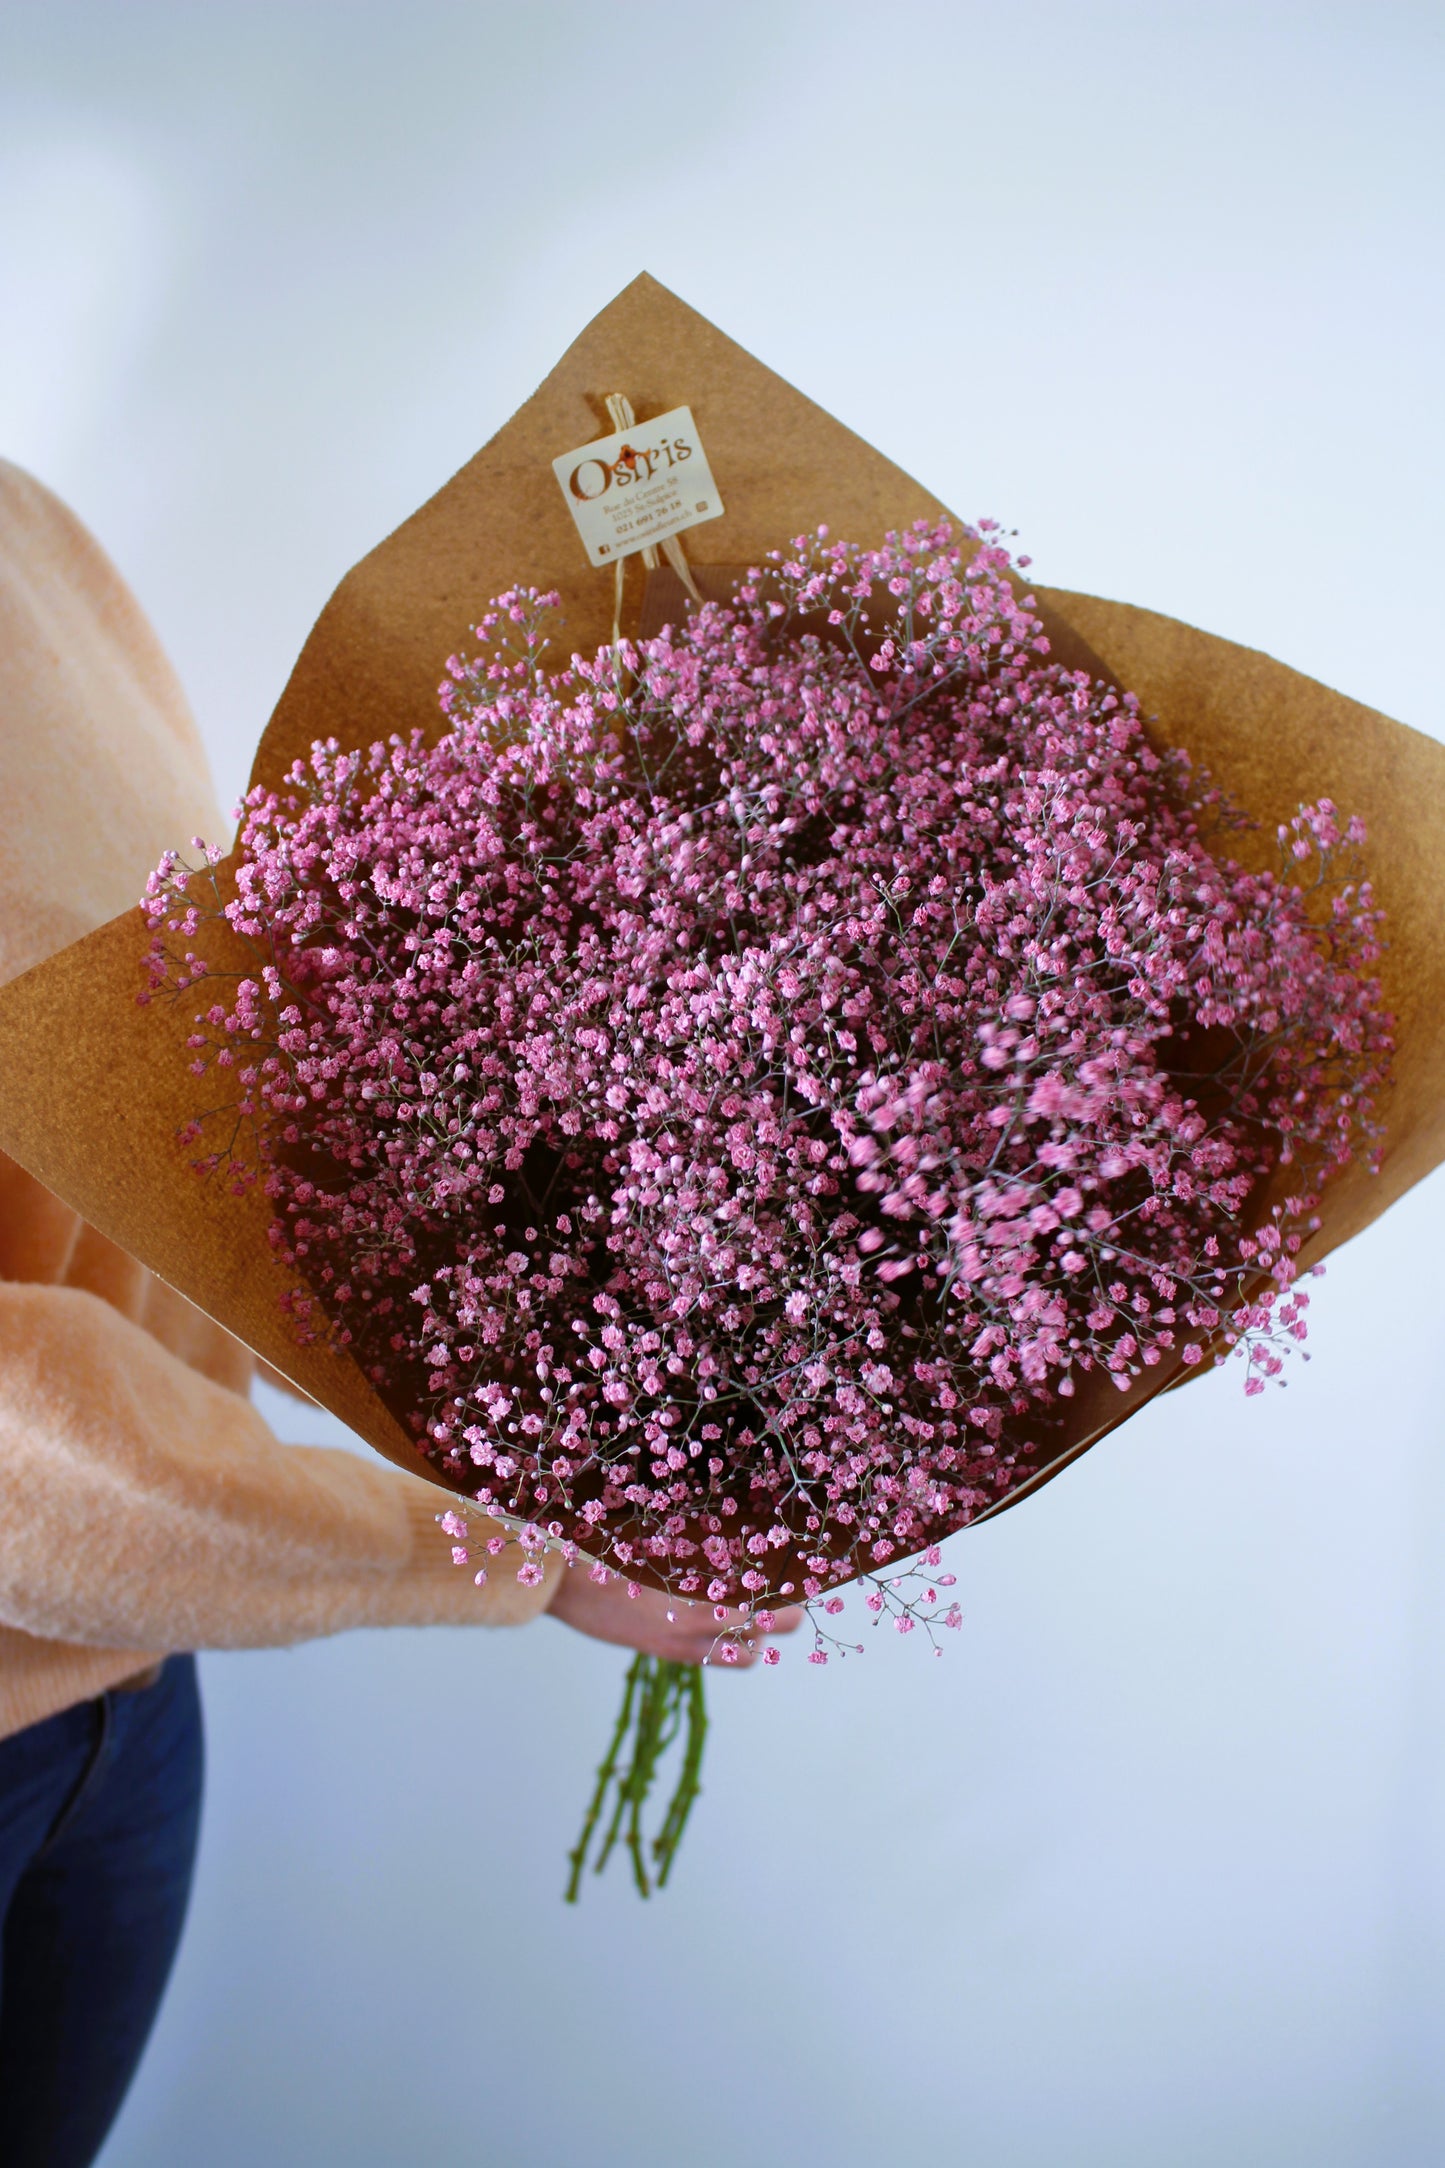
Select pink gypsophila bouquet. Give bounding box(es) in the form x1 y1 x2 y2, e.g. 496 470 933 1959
143 521 1392 1892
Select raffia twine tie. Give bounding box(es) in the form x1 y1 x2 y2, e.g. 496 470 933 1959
605 392 703 646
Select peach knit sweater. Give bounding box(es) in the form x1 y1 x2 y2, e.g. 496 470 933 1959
0 461 560 1739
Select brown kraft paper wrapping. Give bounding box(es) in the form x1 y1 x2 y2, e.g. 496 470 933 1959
0 273 1441 1568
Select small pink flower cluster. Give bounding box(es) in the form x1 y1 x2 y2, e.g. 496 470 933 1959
144 522 1391 1609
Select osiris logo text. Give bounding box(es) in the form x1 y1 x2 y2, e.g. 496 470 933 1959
569 435 694 501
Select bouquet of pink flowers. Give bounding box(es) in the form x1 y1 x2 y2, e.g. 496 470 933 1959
141 518 1391 1893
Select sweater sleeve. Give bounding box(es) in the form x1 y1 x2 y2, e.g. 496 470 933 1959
0 1281 561 1651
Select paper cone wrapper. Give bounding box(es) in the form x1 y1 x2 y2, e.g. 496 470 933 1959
2 275 1442 1572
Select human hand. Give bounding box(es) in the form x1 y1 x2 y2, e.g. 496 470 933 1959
546 1563 804 1667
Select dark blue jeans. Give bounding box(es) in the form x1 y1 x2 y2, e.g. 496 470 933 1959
0 1656 203 2167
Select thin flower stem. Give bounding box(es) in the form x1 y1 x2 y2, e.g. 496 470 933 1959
564 1652 644 1904
653 1666 708 1886
565 1657 709 1901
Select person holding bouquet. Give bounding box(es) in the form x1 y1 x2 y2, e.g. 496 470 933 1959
0 460 796 2168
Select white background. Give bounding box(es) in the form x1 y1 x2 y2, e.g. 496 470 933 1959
2 4 1443 2163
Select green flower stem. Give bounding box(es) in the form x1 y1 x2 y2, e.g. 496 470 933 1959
653 1665 708 1889
564 1655 708 1902
565 1654 642 1905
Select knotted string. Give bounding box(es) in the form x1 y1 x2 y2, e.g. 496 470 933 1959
604 391 703 646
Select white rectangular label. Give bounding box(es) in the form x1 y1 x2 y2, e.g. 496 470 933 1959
552 404 723 568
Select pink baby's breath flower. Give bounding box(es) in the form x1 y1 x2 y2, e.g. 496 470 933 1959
147 521 1391 1626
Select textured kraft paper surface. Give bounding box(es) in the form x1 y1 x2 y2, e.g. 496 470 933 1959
1 273 1442 1563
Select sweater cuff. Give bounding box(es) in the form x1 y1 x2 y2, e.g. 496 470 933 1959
400 1485 564 1627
